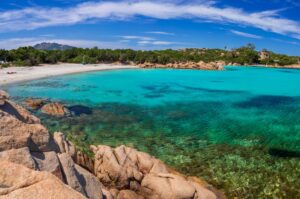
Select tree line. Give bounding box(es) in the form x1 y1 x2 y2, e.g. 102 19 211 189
0 44 299 67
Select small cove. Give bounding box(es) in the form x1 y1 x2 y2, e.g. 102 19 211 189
4 66 300 198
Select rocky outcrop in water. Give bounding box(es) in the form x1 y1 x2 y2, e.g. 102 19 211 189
272 63 300 69
24 98 45 110
41 102 70 117
138 61 225 70
0 90 226 199
91 145 221 199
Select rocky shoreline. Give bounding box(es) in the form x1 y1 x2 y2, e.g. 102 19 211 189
0 90 226 199
137 61 300 70
137 61 225 70
266 63 300 69
2 62 300 88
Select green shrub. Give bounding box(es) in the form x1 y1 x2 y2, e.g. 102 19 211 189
1 44 299 67
0 63 10 68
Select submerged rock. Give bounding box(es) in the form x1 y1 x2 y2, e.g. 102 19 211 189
24 98 45 110
269 148 300 158
68 105 93 116
41 102 70 117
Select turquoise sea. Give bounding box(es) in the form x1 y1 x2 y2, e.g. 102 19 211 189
4 66 300 198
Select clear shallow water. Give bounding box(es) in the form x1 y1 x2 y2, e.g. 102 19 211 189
4 66 300 198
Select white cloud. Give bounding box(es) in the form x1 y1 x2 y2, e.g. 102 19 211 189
39 34 55 37
152 41 174 45
230 30 262 39
119 39 130 43
119 35 175 46
119 35 155 41
137 40 174 45
0 1 300 40
145 31 175 35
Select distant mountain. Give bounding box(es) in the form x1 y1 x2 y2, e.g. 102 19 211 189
33 42 76 50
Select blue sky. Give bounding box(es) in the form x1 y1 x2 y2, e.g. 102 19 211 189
0 0 300 55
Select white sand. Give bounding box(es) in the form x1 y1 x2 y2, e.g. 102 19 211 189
0 63 138 86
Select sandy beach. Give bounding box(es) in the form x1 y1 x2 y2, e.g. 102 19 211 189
0 63 138 86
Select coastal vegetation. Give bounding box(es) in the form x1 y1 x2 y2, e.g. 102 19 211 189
0 44 299 67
